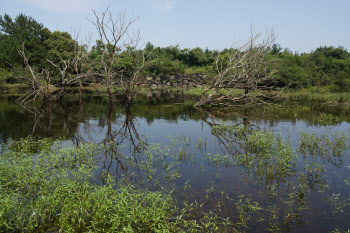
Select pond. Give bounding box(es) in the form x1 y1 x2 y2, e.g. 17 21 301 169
1 93 350 232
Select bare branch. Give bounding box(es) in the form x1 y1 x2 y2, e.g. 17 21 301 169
88 7 147 104
194 28 283 108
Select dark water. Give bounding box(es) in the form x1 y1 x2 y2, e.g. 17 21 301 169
1 93 349 232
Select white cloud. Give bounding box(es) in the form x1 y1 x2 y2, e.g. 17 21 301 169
151 0 175 12
21 0 102 13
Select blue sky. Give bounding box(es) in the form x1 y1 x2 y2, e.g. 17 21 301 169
0 0 349 52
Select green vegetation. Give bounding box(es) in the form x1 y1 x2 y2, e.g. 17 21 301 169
0 137 225 232
2 136 280 233
1 119 349 232
1 13 350 99
281 87 350 104
1 11 350 232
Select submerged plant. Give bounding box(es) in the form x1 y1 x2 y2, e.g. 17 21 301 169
299 131 349 166
329 193 350 215
235 129 297 184
2 123 350 233
205 153 234 168
316 113 342 126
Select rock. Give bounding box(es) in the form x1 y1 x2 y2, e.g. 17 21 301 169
156 76 161 81
189 82 196 87
195 84 202 88
183 80 189 85
167 82 171 86
146 76 153 81
151 84 158 88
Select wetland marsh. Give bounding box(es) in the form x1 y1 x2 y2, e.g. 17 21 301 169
0 94 349 232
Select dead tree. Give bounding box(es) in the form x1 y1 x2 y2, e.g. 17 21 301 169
15 43 52 104
89 8 136 103
194 29 285 108
117 35 152 107
89 7 151 104
47 31 93 101
16 32 93 105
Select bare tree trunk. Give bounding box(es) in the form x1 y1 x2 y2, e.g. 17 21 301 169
15 43 53 105
89 7 151 107
193 28 281 108
244 87 249 105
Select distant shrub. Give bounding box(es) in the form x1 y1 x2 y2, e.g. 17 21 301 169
0 68 15 84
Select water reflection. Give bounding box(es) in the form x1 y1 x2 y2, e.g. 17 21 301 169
0 94 350 232
1 94 350 142
99 103 148 184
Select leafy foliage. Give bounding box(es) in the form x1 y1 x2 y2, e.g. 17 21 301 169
1 13 350 94
0 13 48 69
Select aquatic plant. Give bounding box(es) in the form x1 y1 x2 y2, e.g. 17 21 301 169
0 138 251 232
234 129 297 184
2 123 350 233
299 131 349 166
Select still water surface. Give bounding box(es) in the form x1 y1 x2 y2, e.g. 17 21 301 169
1 94 349 232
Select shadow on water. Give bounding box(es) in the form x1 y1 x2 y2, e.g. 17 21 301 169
1 93 350 232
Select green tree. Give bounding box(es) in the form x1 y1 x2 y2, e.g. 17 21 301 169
0 13 48 69
43 30 77 83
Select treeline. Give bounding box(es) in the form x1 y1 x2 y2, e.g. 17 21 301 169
144 43 350 91
1 13 350 91
272 45 350 91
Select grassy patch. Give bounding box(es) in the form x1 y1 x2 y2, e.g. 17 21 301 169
0 83 29 94
281 89 350 104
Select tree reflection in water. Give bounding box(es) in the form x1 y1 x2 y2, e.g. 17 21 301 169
1 95 349 232
100 102 147 184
